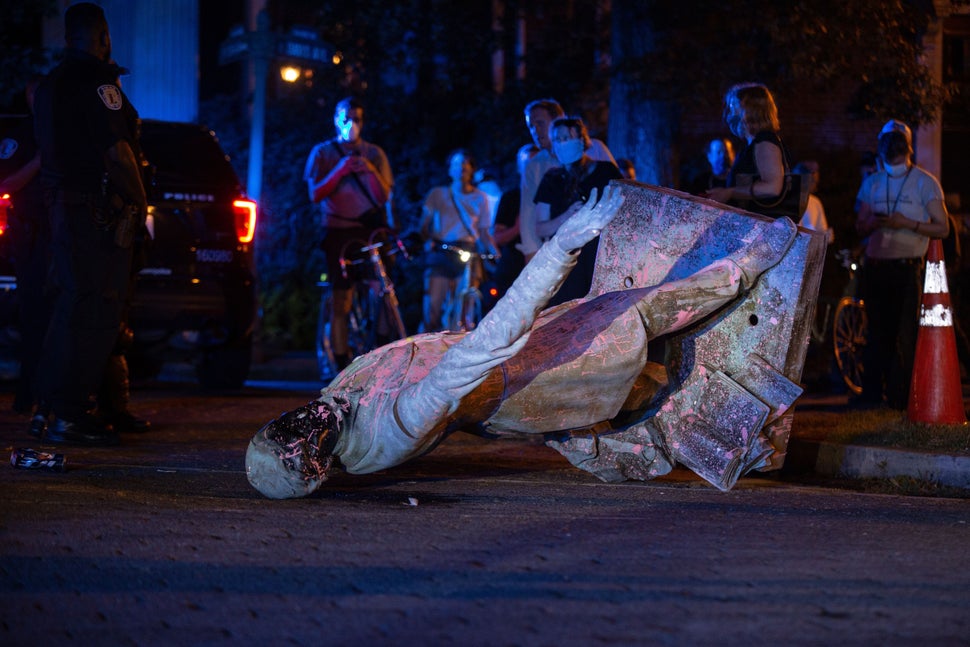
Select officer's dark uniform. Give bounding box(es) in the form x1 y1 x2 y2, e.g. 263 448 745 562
33 48 141 436
0 113 50 414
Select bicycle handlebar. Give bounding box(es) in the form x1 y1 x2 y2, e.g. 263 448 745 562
337 229 411 279
433 241 497 262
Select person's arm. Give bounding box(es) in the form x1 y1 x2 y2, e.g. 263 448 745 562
855 200 882 238
105 140 147 213
750 140 785 199
0 153 40 194
706 141 785 203
493 219 519 247
533 202 553 239
393 185 624 437
305 146 352 203
478 224 498 256
355 155 391 203
886 198 949 239
517 160 543 259
418 189 437 240
818 201 835 245
535 200 583 239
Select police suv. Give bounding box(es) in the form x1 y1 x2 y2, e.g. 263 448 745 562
0 118 258 389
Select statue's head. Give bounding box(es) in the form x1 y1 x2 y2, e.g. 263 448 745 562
245 397 348 499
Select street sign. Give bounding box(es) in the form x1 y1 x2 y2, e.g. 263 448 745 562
216 13 335 203
218 25 249 65
276 37 331 65
219 23 331 67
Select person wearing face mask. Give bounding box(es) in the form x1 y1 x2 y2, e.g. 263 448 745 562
304 97 394 370
706 83 789 214
533 117 622 307
518 99 615 261
853 120 949 409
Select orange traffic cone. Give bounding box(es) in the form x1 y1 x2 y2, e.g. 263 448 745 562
907 239 967 425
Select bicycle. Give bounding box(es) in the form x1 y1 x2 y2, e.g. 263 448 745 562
431 241 497 332
830 249 867 395
316 228 409 380
812 249 869 395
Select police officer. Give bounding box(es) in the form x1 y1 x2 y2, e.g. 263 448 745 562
32 3 147 445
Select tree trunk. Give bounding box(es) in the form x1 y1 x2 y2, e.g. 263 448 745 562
608 0 679 189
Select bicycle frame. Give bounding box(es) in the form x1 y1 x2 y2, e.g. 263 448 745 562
433 242 496 332
317 229 409 380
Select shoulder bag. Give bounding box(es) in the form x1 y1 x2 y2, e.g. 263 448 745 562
734 139 809 220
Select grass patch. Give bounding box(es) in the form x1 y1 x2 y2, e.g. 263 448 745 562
793 408 970 455
793 472 970 499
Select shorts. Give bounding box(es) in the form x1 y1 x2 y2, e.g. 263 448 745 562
321 226 371 290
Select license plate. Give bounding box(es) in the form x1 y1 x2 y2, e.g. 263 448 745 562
196 248 234 263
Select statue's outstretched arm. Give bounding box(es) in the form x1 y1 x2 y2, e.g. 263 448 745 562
394 185 625 436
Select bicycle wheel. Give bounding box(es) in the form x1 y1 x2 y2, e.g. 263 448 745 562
315 287 336 381
317 285 371 380
833 297 867 395
348 284 374 356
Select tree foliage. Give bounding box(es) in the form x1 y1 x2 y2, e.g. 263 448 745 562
612 0 950 125
0 0 56 110
0 0 956 347
230 0 615 346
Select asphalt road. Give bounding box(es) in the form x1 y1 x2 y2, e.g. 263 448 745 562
1 379 968 646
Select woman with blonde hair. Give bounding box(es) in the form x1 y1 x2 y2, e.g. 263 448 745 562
706 83 789 213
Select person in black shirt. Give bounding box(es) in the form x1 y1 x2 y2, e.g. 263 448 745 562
706 83 787 212
31 3 146 445
534 117 621 306
687 138 735 195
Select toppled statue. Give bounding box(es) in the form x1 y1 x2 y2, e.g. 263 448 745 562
247 183 818 499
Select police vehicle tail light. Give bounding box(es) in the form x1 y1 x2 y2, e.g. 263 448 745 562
0 194 10 236
233 199 257 243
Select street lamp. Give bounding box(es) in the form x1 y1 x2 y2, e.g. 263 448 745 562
280 65 301 82
218 12 334 203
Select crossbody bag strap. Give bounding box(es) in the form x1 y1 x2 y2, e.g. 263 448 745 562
330 140 380 210
448 188 480 242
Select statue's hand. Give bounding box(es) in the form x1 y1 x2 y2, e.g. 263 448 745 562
553 183 624 253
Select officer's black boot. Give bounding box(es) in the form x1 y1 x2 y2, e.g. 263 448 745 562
98 354 151 433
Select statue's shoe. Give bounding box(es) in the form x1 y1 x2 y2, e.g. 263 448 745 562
730 217 798 288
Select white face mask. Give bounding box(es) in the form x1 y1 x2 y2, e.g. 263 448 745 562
553 138 585 165
885 161 909 177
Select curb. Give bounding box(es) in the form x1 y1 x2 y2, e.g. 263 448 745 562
786 437 970 490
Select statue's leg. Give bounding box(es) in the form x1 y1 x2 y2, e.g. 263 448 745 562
635 217 797 337
546 418 674 483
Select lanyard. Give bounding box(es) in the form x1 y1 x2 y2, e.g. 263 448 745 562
884 166 913 216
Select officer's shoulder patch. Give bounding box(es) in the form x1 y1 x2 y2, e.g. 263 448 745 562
97 84 123 111
0 138 18 159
